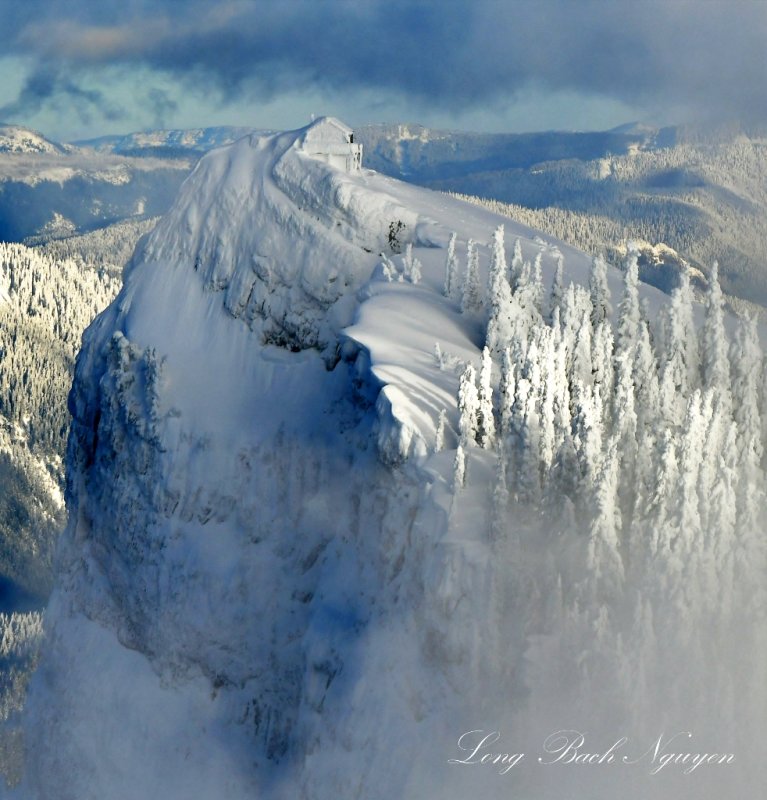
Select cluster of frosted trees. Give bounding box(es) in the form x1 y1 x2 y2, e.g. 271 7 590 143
446 226 764 583
0 241 123 785
0 243 120 452
36 216 156 277
0 234 136 787
439 226 766 738
0 611 44 787
0 242 119 602
379 243 422 284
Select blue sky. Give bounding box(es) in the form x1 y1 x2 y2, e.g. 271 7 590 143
0 1 764 141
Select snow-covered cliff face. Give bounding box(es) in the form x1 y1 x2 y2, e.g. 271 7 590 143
19 119 766 800
131 125 420 356
20 118 498 799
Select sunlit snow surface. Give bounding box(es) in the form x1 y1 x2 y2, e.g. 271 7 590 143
16 120 766 799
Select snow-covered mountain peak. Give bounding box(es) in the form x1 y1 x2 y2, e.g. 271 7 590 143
133 119 433 354
123 118 608 463
0 124 66 154
23 116 764 800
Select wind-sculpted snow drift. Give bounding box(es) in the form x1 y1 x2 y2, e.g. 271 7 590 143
17 120 767 799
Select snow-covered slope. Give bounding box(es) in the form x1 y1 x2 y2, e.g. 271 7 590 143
0 151 188 242
19 119 766 800
0 126 66 155
356 122 767 311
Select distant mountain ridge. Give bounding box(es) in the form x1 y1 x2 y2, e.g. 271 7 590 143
71 121 669 170
0 124 189 242
4 119 767 310
357 121 767 309
75 126 271 158
0 124 67 155
356 122 668 180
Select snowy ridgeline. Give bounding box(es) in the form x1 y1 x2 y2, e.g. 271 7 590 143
15 121 767 800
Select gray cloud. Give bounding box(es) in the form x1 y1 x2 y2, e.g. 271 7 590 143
0 67 125 124
145 87 179 129
1 0 766 127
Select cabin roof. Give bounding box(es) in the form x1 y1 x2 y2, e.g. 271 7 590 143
301 117 354 145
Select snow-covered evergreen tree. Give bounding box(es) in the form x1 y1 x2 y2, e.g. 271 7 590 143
453 444 466 491
477 347 496 449
591 321 614 409
632 319 660 497
561 283 592 387
633 320 660 428
589 254 612 328
549 306 572 453
610 360 639 556
531 252 545 314
485 226 514 356
697 391 728 534
548 252 565 322
443 231 460 299
646 428 681 558
615 248 641 361
457 364 479 445
586 435 624 596
510 237 524 292
547 253 565 323
702 262 729 396
461 239 482 314
516 374 542 503
434 408 447 453
380 253 397 282
659 269 699 422
676 390 706 553
571 303 594 389
676 268 699 388
433 342 443 370
498 346 516 439
571 380 603 490
488 225 507 296
402 244 422 284
731 313 763 470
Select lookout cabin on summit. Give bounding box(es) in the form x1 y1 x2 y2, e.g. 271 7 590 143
300 117 363 173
